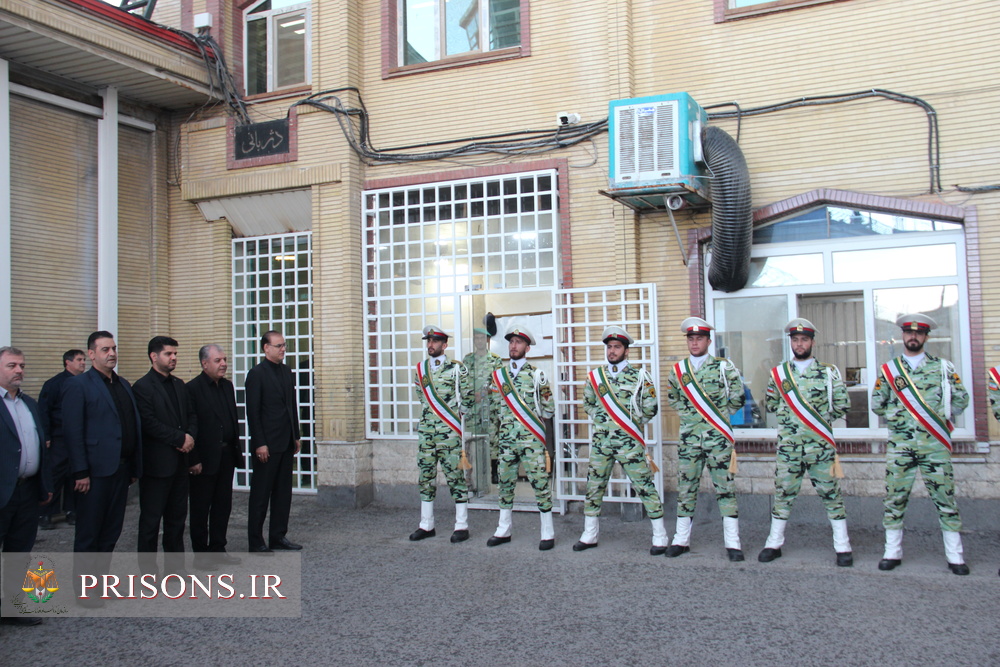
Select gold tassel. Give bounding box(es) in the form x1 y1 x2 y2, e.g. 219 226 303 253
728 449 739 474
832 452 845 479
459 448 472 471
545 449 552 473
646 453 659 474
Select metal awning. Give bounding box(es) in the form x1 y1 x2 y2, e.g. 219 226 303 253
196 190 313 238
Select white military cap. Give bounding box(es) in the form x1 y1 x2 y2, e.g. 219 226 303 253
602 325 634 347
896 313 937 333
680 317 713 335
421 325 450 340
504 325 536 345
785 318 817 338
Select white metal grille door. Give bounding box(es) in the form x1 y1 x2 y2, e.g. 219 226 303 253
552 284 661 505
232 233 316 491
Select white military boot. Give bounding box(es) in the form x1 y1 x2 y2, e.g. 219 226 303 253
487 508 513 546
409 500 436 541
450 503 470 543
665 516 692 557
723 516 745 561
942 531 970 575
878 528 904 570
650 517 668 556
538 511 555 551
830 518 853 567
573 515 600 551
758 517 786 562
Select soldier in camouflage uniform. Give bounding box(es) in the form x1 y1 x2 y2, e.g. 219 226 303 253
572 326 666 555
665 317 746 561
987 364 1000 578
758 318 853 566
409 325 475 543
872 313 970 575
462 319 503 484
485 324 557 550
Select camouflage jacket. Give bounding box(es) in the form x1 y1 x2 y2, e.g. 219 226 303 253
413 357 475 429
666 356 745 436
872 354 969 438
765 360 849 444
583 364 658 436
489 363 554 442
462 350 503 403
988 367 1000 423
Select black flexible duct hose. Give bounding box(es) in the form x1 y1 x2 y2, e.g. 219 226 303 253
703 125 753 292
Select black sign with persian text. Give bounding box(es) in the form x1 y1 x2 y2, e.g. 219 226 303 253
235 118 289 160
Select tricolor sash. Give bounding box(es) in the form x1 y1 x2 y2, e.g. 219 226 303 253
771 363 836 448
416 360 462 437
673 359 735 444
493 367 545 444
989 366 1000 388
881 357 953 450
588 367 645 443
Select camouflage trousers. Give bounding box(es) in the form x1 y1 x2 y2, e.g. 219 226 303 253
417 434 468 503
676 431 738 518
883 439 961 531
467 401 500 459
497 440 552 511
583 436 663 519
772 441 846 521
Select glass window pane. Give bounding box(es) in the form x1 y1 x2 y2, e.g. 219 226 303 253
447 0 479 56
489 0 520 49
246 18 268 95
748 253 823 287
275 11 307 88
404 0 436 64
833 244 956 283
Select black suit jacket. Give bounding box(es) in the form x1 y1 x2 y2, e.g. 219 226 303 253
186 372 240 475
0 391 52 507
62 367 143 479
38 369 73 444
245 359 299 454
133 368 197 478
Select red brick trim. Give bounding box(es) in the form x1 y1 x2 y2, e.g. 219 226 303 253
963 206 988 441
713 0 850 23
226 107 299 170
364 158 572 288
381 0 531 79
752 188 967 224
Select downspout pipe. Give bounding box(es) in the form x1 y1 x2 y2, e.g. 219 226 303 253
703 125 753 293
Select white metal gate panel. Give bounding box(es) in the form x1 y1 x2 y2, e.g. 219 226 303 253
552 284 661 504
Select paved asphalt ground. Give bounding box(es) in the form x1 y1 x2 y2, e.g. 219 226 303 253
3 492 999 666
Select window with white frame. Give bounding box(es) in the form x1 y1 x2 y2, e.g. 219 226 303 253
706 205 970 439
363 170 558 437
245 0 311 95
400 0 521 66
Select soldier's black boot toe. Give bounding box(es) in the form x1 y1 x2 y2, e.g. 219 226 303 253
572 541 598 552
539 539 555 551
649 545 668 556
757 548 782 562
409 528 436 541
450 530 469 543
727 549 745 562
664 544 689 558
836 551 854 567
948 562 970 575
486 535 511 547
877 558 901 570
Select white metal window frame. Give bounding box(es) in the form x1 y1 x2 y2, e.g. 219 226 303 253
705 228 972 441
397 0 517 64
232 232 316 492
362 169 559 439
243 0 312 94
552 284 662 506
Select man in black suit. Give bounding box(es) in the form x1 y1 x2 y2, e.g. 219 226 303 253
63 331 142 556
245 330 302 553
133 336 196 574
37 348 86 530
0 346 53 625
187 344 242 568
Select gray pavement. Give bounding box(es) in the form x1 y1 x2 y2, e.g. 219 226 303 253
4 491 999 666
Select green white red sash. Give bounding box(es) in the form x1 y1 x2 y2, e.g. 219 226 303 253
493 366 545 444
588 367 645 443
989 366 1000 388
673 359 734 444
416 360 462 436
881 357 952 450
771 363 836 448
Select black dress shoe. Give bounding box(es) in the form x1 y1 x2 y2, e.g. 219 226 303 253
664 544 689 558
539 539 555 551
1 616 42 626
758 548 782 563
409 528 436 541
572 540 598 552
65 511 76 526
878 558 901 570
649 545 668 556
727 548 745 562
216 552 243 565
250 545 274 554
38 515 54 531
450 530 469 543
836 552 854 567
948 562 970 575
486 535 511 547
270 537 303 550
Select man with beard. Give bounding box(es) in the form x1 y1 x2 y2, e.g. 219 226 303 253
758 319 852 566
573 326 665 554
872 313 969 575
485 324 555 550
665 317 746 561
462 314 503 484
